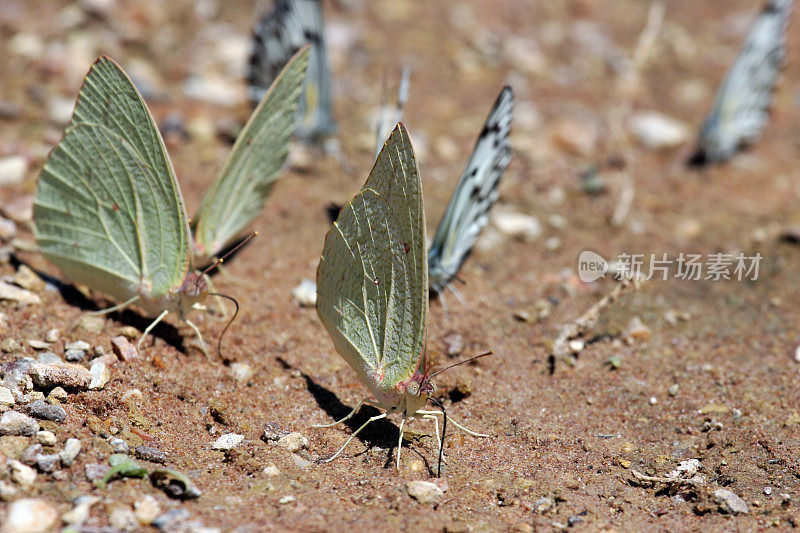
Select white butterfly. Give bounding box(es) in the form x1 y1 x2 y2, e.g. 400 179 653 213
428 86 514 295
693 0 793 164
249 0 335 141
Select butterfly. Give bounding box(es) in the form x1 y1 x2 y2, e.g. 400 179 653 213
249 0 335 141
691 0 793 165
33 47 309 353
428 86 514 296
315 123 489 475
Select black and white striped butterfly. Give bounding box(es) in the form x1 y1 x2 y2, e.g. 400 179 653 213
428 86 514 296
249 0 335 141
691 0 793 165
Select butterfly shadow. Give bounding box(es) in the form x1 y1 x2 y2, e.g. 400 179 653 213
28 263 186 353
276 357 406 467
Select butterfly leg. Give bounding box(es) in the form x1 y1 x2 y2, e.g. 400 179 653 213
396 417 405 470
322 412 387 463
87 295 140 316
137 309 169 352
416 410 490 438
422 414 448 465
312 398 364 428
184 318 209 358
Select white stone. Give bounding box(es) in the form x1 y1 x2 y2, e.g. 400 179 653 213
109 506 139 532
36 430 57 446
60 438 82 466
211 433 244 451
61 496 99 525
4 498 58 533
492 211 542 241
0 386 14 405
88 359 110 390
8 459 37 486
0 280 40 305
629 112 689 150
276 432 308 453
0 156 28 186
230 363 254 382
407 480 445 504
134 494 161 525
0 410 39 436
292 279 317 307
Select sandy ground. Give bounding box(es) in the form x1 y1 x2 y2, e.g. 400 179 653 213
1 0 800 531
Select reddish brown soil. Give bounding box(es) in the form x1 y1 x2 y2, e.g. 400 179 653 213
1 0 799 531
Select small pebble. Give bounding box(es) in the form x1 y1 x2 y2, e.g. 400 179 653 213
9 459 37 486
492 211 542 241
134 494 162 525
14 265 45 292
0 155 28 186
0 280 40 304
76 315 104 333
27 340 51 350
212 432 244 451
649 396 658 405
668 384 679 397
21 443 43 465
407 480 445 504
47 386 68 401
62 496 99 525
36 351 61 364
112 335 139 361
441 332 464 356
628 111 689 150
0 385 15 405
44 328 59 343
89 358 111 389
0 217 16 241
28 399 67 423
135 445 167 463
550 116 598 156
292 279 317 307
0 410 40 435
714 488 749 515
36 452 60 473
230 362 254 382
5 498 58 533
263 463 280 476
623 316 651 343
60 437 82 466
152 508 191 531
0 337 22 353
65 340 91 351
29 362 91 390
276 432 308 453
0 480 18 501
64 349 85 362
764 486 772 495
110 506 139 532
110 437 130 453
36 430 57 446
84 462 110 482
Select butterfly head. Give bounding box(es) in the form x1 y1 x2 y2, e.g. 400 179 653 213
177 272 209 313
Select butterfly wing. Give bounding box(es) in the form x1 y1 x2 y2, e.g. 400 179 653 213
695 0 793 163
192 46 309 262
427 86 514 295
249 0 334 140
34 58 191 303
317 124 427 399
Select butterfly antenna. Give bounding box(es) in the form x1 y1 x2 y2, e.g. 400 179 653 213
202 231 258 276
428 396 447 477
208 292 239 361
428 350 493 380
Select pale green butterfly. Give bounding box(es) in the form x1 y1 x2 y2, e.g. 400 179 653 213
315 123 489 475
33 47 309 353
